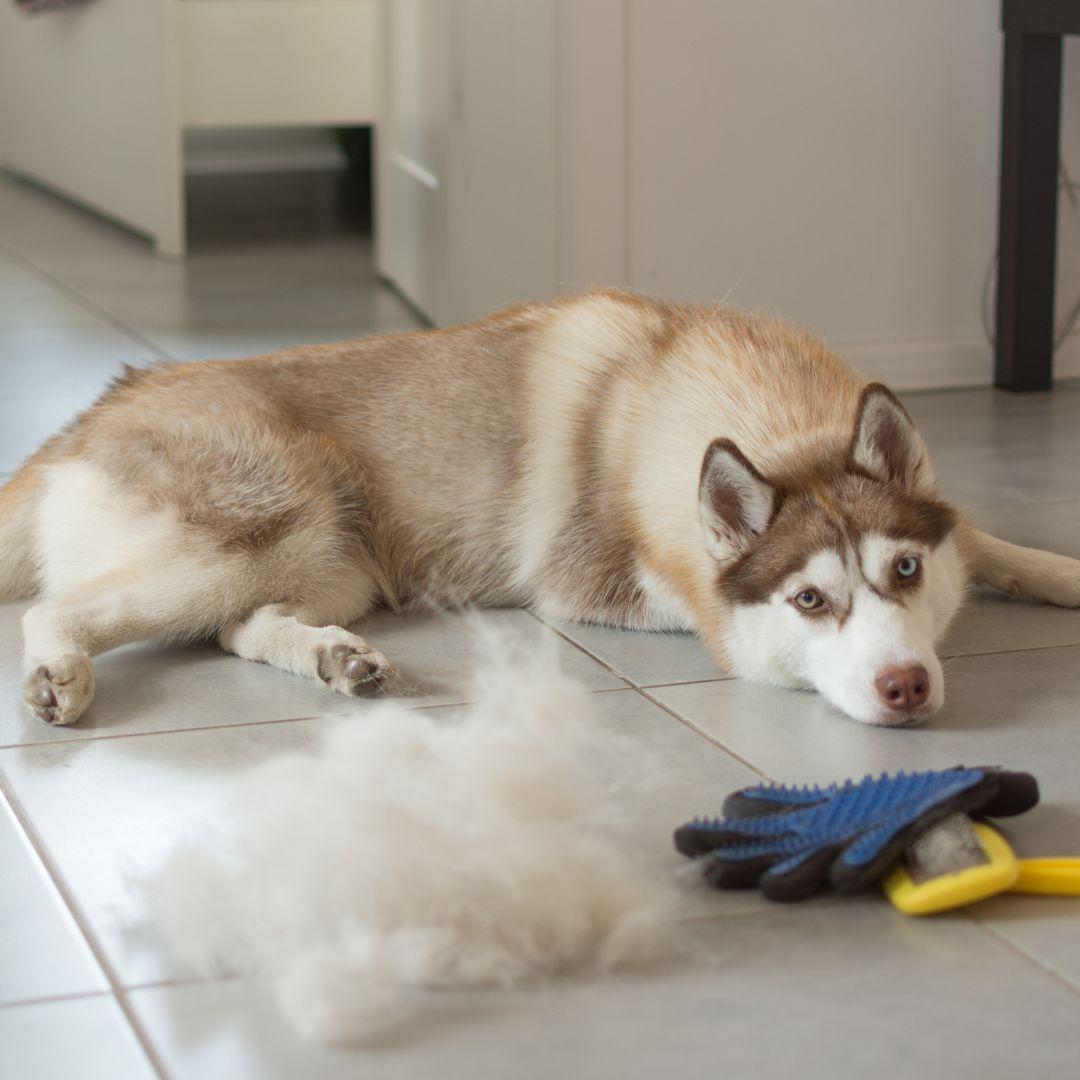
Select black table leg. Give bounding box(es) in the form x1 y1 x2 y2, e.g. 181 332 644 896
994 29 1063 391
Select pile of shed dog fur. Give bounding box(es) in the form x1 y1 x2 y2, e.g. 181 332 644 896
146 622 679 1044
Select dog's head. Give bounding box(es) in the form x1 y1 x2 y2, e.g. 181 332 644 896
700 384 963 726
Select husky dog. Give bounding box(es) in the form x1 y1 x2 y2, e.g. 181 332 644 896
2 290 1078 728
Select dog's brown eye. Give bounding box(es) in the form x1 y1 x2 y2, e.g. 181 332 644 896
794 590 824 611
897 556 920 579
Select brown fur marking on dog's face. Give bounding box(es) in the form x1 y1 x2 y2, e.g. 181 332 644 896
720 472 956 605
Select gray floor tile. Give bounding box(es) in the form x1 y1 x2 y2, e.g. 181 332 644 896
969 498 1080 552
0 176 160 274
945 586 1080 658
902 387 1080 508
127 902 1080 1080
0 689 760 986
974 893 1080 993
546 619 723 688
649 646 1080 855
71 262 422 355
0 792 104 1005
0 994 156 1080
0 271 104 332
0 175 424 362
0 715 325 986
0 254 35 286
937 500 1080 657
938 448 1080 511
0 325 161 394
0 607 625 747
359 609 629 697
0 386 103 473
137 318 421 364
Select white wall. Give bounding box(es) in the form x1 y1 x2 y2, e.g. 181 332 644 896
1057 35 1080 376
621 0 1080 387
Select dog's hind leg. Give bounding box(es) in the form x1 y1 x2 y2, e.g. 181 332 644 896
963 526 1080 607
217 574 390 696
22 602 100 726
21 556 253 726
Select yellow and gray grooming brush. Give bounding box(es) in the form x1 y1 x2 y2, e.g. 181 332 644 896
884 814 1019 915
1012 858 1080 895
884 813 1080 915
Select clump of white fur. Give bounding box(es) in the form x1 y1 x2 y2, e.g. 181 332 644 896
147 624 674 1043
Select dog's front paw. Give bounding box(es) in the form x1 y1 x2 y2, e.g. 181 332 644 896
22 655 95 726
314 639 391 696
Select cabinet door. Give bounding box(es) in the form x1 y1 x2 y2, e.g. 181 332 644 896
0 0 183 255
377 0 559 325
376 0 458 324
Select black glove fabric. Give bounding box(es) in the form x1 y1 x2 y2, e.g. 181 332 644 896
674 766 1039 902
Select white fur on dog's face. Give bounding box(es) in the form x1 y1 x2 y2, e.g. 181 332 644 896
725 532 965 726
699 384 962 725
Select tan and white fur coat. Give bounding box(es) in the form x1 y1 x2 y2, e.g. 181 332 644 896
2 290 1078 727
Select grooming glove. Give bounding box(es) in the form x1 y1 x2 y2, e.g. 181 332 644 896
675 766 1039 901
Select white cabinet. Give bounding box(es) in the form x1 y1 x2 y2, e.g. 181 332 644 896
377 0 571 326
0 0 378 256
377 0 632 327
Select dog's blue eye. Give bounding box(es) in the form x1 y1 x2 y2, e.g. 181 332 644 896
794 590 824 611
897 556 919 579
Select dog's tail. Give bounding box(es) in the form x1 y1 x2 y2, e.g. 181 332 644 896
0 463 43 601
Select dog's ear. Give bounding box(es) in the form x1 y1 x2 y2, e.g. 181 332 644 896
699 439 777 559
849 384 937 495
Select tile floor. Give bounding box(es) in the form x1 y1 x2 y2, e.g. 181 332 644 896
1 171 1079 1079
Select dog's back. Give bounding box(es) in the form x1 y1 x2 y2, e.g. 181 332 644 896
512 289 867 630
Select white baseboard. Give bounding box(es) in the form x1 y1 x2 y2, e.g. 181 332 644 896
183 129 346 176
839 334 1080 391
1053 335 1080 381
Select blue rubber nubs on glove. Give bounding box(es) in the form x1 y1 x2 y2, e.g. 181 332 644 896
674 766 1039 901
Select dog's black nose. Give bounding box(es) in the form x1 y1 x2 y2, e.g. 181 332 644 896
875 665 929 711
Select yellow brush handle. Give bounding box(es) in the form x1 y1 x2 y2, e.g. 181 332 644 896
1011 859 1080 896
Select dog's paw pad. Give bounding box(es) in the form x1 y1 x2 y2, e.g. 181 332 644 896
22 656 95 726
316 641 391 696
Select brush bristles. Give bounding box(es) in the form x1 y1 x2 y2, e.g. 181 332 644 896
904 813 988 884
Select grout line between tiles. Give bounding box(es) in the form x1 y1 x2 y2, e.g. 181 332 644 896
0 712 327 751
0 773 170 1079
0 684 637 752
631 685 773 781
528 611 773 780
0 696 470 751
638 675 738 691
941 641 1080 664
571 640 1079 694
114 973 240 996
2 630 1076 755
0 988 113 1012
0 239 177 363
0 678 636 752
966 910 1080 1000
964 496 1080 513
526 610 637 690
